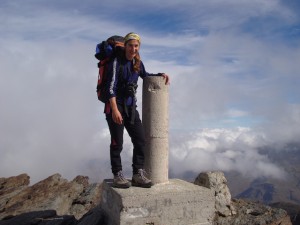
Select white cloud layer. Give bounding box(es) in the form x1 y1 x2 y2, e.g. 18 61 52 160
169 127 287 179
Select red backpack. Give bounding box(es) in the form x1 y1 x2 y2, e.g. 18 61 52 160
95 36 124 103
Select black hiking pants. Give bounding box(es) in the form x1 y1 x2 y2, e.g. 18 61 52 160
106 104 145 175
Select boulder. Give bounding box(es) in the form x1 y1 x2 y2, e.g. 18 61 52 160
0 174 101 220
194 171 236 216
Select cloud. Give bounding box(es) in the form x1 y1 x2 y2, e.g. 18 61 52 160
169 127 287 180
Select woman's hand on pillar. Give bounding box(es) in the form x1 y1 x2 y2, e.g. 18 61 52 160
161 73 170 85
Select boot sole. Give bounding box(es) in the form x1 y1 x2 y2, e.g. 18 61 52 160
131 181 152 188
112 183 131 189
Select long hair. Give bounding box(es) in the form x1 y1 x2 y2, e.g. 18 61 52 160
133 52 141 73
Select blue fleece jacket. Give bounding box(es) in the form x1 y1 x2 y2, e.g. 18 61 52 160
106 56 162 107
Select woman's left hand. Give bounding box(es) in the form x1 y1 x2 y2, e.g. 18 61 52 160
161 73 170 85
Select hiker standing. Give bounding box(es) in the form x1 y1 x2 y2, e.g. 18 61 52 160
105 32 170 188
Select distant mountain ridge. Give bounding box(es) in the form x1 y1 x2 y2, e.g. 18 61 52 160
237 181 275 203
223 143 299 202
225 143 300 225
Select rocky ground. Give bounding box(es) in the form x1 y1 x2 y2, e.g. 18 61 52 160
0 172 295 225
214 199 292 225
0 173 101 221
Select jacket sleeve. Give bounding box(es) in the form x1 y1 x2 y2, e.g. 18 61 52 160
106 57 119 99
139 61 163 79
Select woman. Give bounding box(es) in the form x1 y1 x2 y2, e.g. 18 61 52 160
105 32 170 188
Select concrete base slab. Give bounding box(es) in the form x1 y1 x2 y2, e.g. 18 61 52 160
100 179 215 225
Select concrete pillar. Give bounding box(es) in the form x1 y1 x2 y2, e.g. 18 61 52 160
142 76 169 184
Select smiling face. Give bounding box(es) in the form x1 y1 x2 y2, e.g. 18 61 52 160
125 39 140 60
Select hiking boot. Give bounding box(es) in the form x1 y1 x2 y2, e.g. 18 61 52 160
132 169 152 188
113 171 131 188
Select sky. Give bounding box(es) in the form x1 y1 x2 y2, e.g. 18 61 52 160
1 0 300 184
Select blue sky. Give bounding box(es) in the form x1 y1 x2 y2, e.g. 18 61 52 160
1 0 300 183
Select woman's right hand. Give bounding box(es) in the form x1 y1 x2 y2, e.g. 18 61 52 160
112 109 123 125
109 97 123 125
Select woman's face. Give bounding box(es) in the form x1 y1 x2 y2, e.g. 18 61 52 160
125 39 140 60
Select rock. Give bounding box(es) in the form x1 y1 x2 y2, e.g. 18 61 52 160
214 198 292 225
0 210 77 225
0 174 30 214
77 205 108 225
0 174 30 194
0 174 101 220
270 202 300 225
194 171 236 217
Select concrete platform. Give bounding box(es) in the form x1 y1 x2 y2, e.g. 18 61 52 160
100 179 215 225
